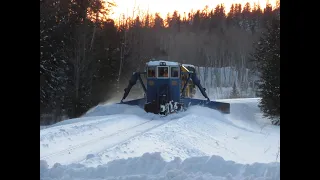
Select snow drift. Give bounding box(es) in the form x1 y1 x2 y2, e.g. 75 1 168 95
40 152 280 180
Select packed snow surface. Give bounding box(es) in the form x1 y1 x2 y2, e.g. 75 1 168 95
40 98 280 180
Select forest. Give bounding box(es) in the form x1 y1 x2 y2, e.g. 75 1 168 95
40 0 280 125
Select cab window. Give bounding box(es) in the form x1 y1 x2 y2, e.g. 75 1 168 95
158 67 169 77
171 67 179 78
147 67 156 78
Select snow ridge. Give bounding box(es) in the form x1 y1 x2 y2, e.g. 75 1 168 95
40 152 280 180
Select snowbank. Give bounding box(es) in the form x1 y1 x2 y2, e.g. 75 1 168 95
40 152 280 180
41 104 156 129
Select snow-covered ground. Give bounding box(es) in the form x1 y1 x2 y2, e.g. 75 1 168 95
40 98 280 180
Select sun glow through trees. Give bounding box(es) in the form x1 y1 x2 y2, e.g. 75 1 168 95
107 0 278 20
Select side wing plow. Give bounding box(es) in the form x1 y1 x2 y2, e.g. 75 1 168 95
118 98 146 108
118 72 147 109
183 98 230 114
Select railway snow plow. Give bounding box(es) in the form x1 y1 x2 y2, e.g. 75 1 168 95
119 60 230 115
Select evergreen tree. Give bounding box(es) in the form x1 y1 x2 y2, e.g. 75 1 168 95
40 0 70 120
153 13 164 29
230 82 240 98
251 17 280 125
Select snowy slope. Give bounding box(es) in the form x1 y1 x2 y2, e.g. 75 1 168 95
40 98 280 180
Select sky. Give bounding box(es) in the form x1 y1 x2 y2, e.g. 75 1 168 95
107 0 278 19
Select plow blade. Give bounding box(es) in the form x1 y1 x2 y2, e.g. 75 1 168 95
118 98 230 114
183 98 230 114
118 98 146 108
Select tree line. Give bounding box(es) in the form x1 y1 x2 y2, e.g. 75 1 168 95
40 0 280 125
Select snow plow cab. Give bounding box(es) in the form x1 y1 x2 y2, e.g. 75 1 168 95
119 60 230 115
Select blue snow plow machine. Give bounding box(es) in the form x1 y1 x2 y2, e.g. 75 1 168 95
119 60 230 115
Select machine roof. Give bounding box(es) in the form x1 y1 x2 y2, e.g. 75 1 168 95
146 60 180 66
